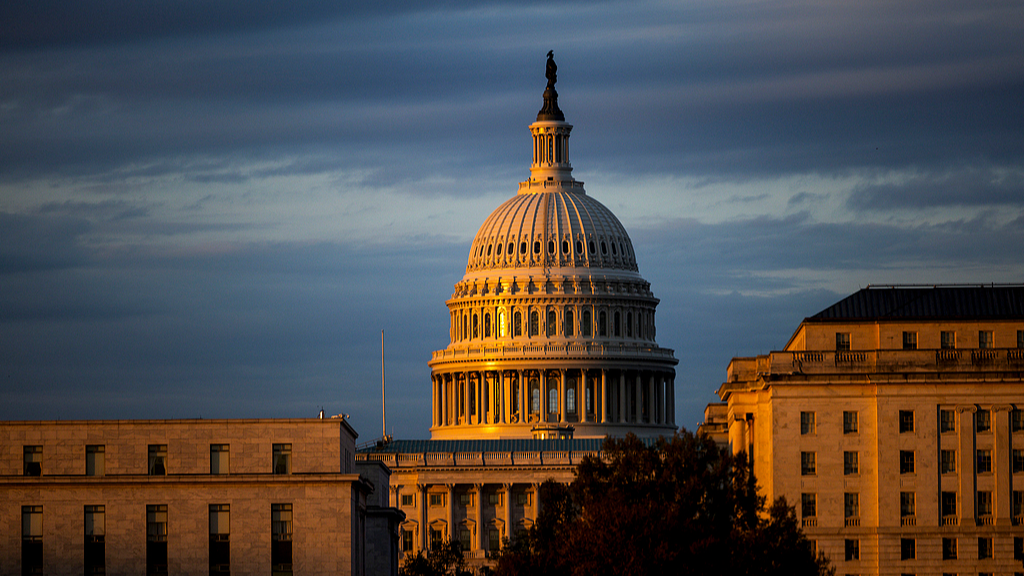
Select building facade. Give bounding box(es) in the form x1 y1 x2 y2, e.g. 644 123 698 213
360 54 678 571
707 285 1024 576
0 417 402 576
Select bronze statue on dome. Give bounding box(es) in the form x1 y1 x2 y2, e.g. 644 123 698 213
546 50 557 89
537 50 565 121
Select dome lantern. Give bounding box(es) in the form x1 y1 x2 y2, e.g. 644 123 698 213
528 51 574 186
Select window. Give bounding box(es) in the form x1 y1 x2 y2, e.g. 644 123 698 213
473 314 479 338
979 330 994 349
459 527 471 551
979 536 993 559
903 331 917 350
900 450 915 474
942 537 957 560
148 445 167 476
940 449 956 473
1013 408 1024 432
844 451 859 475
210 444 229 475
581 310 591 337
86 445 104 476
801 493 816 518
272 503 293 575
800 411 815 435
514 311 522 336
488 528 501 551
598 311 607 337
977 449 992 473
547 240 554 254
564 309 574 337
941 491 957 519
977 491 992 517
209 504 230 575
548 387 558 414
844 493 859 520
516 491 531 506
401 494 414 506
613 311 621 337
546 310 556 337
273 444 291 474
429 528 444 549
1016 536 1024 560
24 445 42 476
567 387 576 414
941 331 956 349
845 539 859 561
1019 329 1024 348
899 410 914 433
488 492 502 506
498 310 507 337
85 505 105 576
533 241 540 254
459 491 472 507
901 538 915 560
401 530 413 553
22 505 43 576
977 409 991 432
1014 449 1024 473
147 505 168 576
940 409 956 433
801 452 816 476
626 312 633 337
1015 490 1024 518
484 313 491 338
843 411 859 434
530 382 540 414
836 333 850 351
429 494 444 507
529 311 539 336
900 492 916 518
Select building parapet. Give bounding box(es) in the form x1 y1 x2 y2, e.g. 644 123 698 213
431 341 677 364
356 450 601 468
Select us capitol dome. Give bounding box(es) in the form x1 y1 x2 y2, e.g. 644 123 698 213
428 53 678 440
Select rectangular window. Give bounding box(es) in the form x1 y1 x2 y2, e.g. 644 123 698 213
23 445 42 476
845 538 859 561
1013 449 1024 474
148 445 167 476
429 494 444 507
836 333 850 351
86 445 105 477
429 528 444 549
942 537 957 560
941 449 956 473
488 492 502 506
901 538 916 560
459 492 472 507
488 527 501 551
940 409 956 433
146 505 168 576
900 492 916 518
401 529 413 553
843 411 859 434
903 331 918 350
941 492 958 519
844 451 859 475
1014 490 1024 518
210 444 229 475
1013 408 1024 432
85 505 105 576
401 494 414 507
801 452 816 476
800 411 816 435
22 506 43 576
977 491 992 517
977 409 991 432
801 493 816 518
899 410 914 433
1015 536 1024 561
979 536 993 559
900 450 915 474
977 449 992 473
844 492 859 519
1019 329 1024 348
979 330 994 349
459 527 471 551
209 504 230 575
273 444 291 474
516 492 531 506
941 331 956 349
272 503 293 576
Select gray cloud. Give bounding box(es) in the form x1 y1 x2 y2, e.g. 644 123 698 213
847 167 1024 210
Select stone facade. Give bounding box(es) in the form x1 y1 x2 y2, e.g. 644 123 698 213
707 286 1024 576
0 418 402 576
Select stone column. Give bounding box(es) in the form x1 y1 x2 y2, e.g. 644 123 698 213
446 484 456 542
956 405 976 521
668 377 675 425
475 483 484 552
581 370 589 423
502 483 513 547
618 372 626 424
600 369 608 424
540 370 547 422
635 373 642 423
501 371 509 424
518 370 526 422
481 371 489 425
994 405 1013 525
650 374 658 424
418 484 428 551
559 369 567 424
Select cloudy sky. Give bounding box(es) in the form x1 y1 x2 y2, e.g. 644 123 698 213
2 0 1022 438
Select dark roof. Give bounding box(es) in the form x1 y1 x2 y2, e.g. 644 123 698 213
807 285 1024 321
358 437 660 454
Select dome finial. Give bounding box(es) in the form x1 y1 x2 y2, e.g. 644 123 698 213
537 51 564 121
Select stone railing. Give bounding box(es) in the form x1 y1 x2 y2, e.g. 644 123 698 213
801 517 817 528
755 348 1024 376
901 516 916 526
357 450 600 468
431 342 676 363
844 517 860 527
941 515 958 526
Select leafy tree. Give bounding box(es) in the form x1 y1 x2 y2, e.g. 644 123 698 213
493 431 833 576
400 538 472 576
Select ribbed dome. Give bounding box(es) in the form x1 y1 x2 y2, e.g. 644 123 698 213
466 187 638 274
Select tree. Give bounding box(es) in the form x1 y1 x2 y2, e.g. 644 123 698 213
492 431 833 576
400 538 472 576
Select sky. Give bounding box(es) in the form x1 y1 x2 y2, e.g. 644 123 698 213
2 0 1023 439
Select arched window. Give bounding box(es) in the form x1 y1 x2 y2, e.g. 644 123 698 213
585 386 592 413
562 240 569 253
514 311 522 336
548 387 557 414
547 240 555 254
576 240 583 253
611 243 617 255
533 241 541 254
496 243 502 256
599 311 607 337
567 387 576 414
601 241 607 255
547 310 557 337
626 312 633 337
530 379 540 413
529 311 539 336
498 310 507 338
484 313 491 338
462 315 467 340
565 309 574 337
582 310 592 337
614 311 621 337
589 240 595 253
487 244 492 256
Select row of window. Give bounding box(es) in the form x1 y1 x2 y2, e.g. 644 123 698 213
800 448 1024 476
800 491 1024 524
19 503 293 576
836 329 1024 351
799 408 1024 435
401 525 505 554
471 234 632 265
837 536 1024 563
451 305 655 342
399 490 532 508
18 443 293 477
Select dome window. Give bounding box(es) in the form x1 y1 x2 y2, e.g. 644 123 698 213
509 243 515 256
611 243 617 255
496 243 502 256
601 241 607 255
562 240 569 253
614 311 621 337
520 242 527 255
484 313 491 338
588 241 595 253
514 311 522 336
473 314 479 338
575 240 582 253
567 387 576 414
548 241 555 254
487 245 492 256
533 241 541 254
546 310 557 336
626 312 633 337
529 311 539 336
565 309 574 337
582 310 592 337
598 311 607 337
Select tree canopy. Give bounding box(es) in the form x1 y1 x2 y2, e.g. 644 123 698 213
399 538 472 576
493 431 833 576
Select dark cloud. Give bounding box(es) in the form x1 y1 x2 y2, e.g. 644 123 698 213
847 167 1024 210
0 212 92 274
